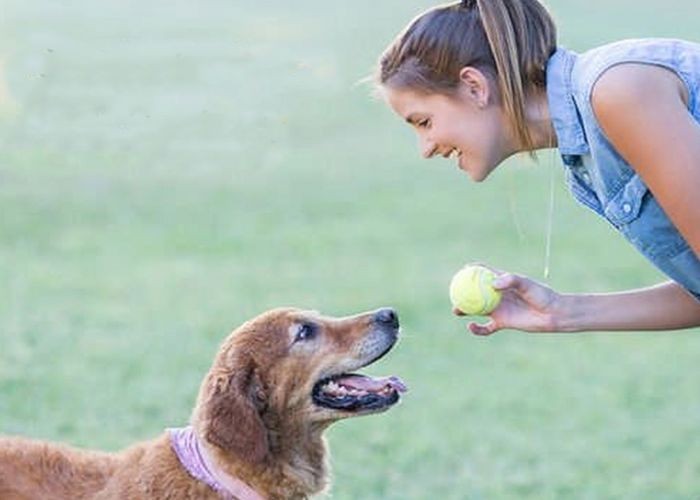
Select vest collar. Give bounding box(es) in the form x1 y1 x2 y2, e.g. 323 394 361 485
546 46 590 157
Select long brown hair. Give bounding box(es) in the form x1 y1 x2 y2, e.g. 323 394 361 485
377 0 556 151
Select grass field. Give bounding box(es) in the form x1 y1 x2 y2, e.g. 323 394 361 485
2 1 700 498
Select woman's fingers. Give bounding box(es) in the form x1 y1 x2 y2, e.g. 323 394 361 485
494 273 555 309
468 320 499 336
454 266 560 333
493 273 518 290
452 306 466 316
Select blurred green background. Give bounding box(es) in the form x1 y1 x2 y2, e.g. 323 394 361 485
1 1 700 498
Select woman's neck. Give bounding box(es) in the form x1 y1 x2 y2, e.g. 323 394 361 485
523 90 557 152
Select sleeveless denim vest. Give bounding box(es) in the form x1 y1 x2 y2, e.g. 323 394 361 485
546 39 700 301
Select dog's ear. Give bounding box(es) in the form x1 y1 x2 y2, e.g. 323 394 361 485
202 356 269 464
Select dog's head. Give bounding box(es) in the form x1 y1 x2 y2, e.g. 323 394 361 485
191 307 406 465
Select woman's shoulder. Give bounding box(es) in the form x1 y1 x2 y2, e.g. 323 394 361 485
570 38 700 97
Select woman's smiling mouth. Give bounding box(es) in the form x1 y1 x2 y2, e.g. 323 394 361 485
446 148 465 170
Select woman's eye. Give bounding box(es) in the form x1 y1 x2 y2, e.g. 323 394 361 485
294 324 316 342
417 119 430 128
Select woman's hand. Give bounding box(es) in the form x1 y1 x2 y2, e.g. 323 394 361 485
452 270 563 335
453 266 700 334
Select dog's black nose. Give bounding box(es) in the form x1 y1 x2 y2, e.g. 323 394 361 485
374 308 399 329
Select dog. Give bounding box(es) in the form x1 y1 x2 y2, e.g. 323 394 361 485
0 307 406 499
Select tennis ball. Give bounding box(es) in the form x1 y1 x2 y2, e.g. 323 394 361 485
449 265 502 315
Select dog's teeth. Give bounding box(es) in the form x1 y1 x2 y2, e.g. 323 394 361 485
323 381 342 396
321 379 380 399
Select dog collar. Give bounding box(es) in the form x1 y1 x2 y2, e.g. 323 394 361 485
169 426 265 500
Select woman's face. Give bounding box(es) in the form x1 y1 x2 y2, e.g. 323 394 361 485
383 82 514 182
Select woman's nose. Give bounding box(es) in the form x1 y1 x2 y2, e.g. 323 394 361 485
420 137 436 159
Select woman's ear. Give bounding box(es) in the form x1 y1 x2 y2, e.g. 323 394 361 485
458 66 492 108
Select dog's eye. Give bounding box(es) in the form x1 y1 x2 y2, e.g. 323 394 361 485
294 323 317 342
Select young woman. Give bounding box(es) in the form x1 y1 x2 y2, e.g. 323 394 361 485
376 0 700 335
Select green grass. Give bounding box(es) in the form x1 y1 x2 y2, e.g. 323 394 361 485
2 1 700 498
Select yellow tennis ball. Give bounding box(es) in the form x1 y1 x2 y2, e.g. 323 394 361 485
449 265 502 315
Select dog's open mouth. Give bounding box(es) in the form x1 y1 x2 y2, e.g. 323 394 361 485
312 374 407 412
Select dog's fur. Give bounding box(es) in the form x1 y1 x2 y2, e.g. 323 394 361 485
0 307 403 499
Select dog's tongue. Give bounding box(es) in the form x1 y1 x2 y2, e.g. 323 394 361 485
336 374 408 393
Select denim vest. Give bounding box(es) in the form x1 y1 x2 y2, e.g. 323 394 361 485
546 39 700 300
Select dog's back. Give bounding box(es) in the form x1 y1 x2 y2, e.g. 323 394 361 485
0 436 117 500
0 434 223 500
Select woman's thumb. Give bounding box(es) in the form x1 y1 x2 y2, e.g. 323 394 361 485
492 273 516 290
468 320 500 336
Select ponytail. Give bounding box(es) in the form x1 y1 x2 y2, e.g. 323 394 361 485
475 0 556 149
378 0 556 151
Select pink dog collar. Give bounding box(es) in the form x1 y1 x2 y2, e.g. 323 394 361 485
169 426 265 500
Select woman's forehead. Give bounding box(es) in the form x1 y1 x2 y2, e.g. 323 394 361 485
385 86 462 121
383 87 432 117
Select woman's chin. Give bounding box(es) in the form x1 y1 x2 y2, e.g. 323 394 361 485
457 156 483 182
460 157 496 183
461 163 488 183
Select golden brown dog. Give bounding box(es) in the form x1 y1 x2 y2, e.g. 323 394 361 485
0 307 406 499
